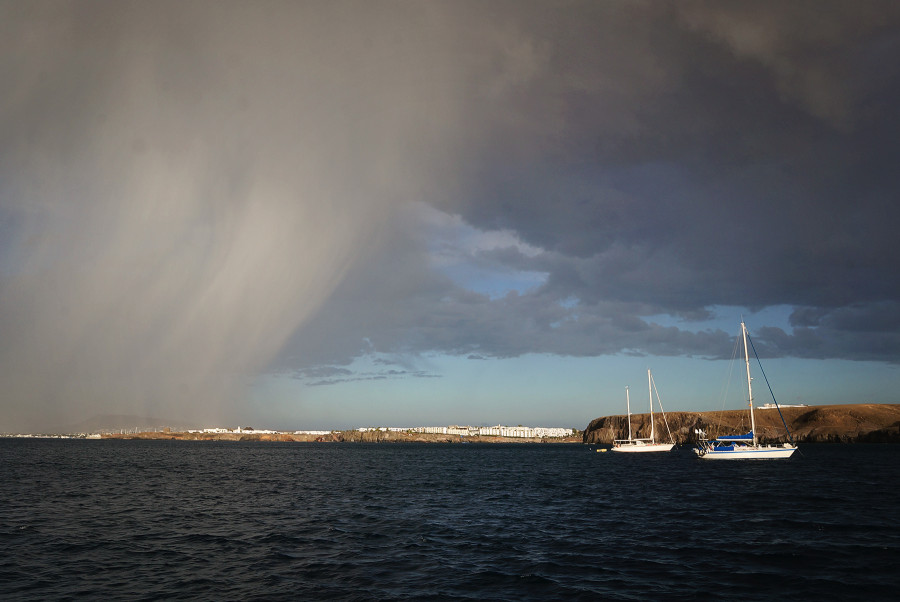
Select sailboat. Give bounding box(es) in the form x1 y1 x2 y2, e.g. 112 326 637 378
694 321 798 460
611 369 675 453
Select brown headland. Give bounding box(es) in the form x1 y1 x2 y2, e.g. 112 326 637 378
582 403 900 445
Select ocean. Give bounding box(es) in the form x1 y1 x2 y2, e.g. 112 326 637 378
1 439 898 600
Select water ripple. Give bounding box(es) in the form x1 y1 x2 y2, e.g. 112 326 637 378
1 440 898 600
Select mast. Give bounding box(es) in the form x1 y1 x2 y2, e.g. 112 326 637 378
648 369 655 443
626 386 633 441
741 320 758 447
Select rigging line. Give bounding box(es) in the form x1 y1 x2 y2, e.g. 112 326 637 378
649 372 676 445
746 331 797 447
713 334 741 440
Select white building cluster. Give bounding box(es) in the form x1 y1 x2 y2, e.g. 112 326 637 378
185 425 574 438
188 427 279 434
359 425 574 438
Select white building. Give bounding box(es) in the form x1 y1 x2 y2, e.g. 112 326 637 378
411 424 573 438
447 425 472 436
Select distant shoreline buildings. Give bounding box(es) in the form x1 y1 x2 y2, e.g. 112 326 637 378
358 425 575 438
192 425 575 438
2 424 574 439
189 427 333 436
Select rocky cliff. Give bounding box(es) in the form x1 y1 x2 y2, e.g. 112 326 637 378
582 403 900 445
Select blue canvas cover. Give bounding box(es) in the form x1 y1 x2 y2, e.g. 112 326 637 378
715 432 753 442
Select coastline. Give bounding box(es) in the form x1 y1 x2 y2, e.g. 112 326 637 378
14 403 898 444
100 430 584 444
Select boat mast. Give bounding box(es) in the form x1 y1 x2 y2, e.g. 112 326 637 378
626 386 633 441
741 320 758 447
648 369 655 443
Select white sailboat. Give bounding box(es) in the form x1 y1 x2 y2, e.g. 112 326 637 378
694 321 798 460
611 369 675 453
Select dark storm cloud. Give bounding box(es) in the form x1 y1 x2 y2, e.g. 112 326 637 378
276 1 900 379
744 302 900 362
444 1 900 308
436 1 900 360
276 214 737 378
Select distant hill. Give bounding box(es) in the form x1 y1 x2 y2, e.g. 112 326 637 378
583 403 900 445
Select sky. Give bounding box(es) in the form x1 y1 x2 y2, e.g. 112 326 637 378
2 1 899 432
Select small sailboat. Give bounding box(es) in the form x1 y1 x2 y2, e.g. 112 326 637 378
694 321 798 460
611 369 675 453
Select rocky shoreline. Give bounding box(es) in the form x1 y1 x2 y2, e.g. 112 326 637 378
583 403 900 445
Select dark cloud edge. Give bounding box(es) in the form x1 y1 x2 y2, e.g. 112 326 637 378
281 300 900 388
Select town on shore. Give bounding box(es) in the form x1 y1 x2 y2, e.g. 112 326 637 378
2 423 579 443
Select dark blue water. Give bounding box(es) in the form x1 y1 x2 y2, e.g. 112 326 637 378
1 440 898 600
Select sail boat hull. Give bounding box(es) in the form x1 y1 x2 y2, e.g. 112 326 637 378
611 370 676 453
693 321 798 460
612 442 675 453
696 444 796 459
